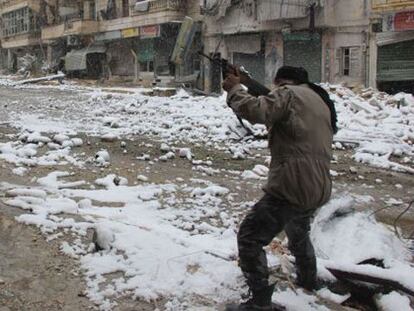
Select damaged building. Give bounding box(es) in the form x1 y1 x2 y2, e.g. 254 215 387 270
0 0 44 73
201 0 371 93
0 0 202 86
0 0 413 94
370 0 414 94
41 0 201 85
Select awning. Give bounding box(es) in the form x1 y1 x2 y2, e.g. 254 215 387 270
376 30 414 46
65 45 106 71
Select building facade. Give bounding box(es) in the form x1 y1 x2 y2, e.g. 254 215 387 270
370 0 414 93
0 0 44 72
201 0 371 93
0 0 201 86
1 0 412 94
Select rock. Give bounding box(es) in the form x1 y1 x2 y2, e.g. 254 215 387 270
179 148 192 160
101 133 118 142
120 141 127 148
93 224 115 251
137 175 148 182
71 138 83 147
53 134 70 144
160 143 170 153
61 140 74 148
110 121 120 128
137 154 150 161
95 150 110 164
349 166 358 174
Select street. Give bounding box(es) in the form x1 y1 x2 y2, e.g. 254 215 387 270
0 81 413 310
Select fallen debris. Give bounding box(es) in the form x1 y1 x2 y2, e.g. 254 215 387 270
14 72 65 85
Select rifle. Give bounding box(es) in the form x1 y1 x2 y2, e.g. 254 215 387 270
198 52 270 138
198 52 271 97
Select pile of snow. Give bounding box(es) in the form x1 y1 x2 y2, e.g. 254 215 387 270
325 85 414 173
2 168 413 310
0 130 83 171
2 79 413 172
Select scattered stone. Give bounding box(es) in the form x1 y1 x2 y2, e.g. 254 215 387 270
179 148 192 160
159 151 175 161
120 141 127 148
160 143 170 153
53 134 70 144
71 138 83 147
349 166 358 174
137 154 150 161
95 150 110 164
334 142 343 149
92 225 114 251
375 178 382 184
137 175 148 182
101 133 118 142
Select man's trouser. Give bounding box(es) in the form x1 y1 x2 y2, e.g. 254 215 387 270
237 193 317 291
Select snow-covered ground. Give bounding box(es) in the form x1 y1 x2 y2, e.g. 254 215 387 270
0 76 413 310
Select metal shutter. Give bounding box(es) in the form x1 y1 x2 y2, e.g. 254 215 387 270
232 52 265 85
283 33 322 82
377 39 414 81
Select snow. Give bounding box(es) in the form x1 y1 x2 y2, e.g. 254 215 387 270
1 78 413 173
0 78 413 310
311 196 410 264
376 291 413 311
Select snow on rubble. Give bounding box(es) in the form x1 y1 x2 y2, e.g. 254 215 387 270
1 172 243 310
1 78 414 310
1 77 412 174
2 170 414 310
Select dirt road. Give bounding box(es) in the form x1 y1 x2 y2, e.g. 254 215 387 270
0 85 413 310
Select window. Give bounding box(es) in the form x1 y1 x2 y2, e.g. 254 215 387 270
90 1 96 20
2 7 37 37
342 48 350 76
122 0 129 17
340 47 361 78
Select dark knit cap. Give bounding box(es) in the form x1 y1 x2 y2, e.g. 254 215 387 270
275 66 309 83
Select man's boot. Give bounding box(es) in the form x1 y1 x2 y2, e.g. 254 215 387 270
225 284 276 311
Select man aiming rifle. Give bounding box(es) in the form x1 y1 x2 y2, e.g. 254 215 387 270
222 65 338 311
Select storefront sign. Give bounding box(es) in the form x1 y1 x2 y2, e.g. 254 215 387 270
140 25 160 38
383 11 414 32
394 11 414 31
95 30 122 41
122 28 139 38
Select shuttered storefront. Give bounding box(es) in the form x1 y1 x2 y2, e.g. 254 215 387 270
377 40 414 82
283 33 321 82
233 52 265 85
228 34 265 85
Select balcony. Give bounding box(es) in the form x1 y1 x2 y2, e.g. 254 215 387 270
41 19 99 41
256 0 318 22
100 0 186 33
0 0 40 14
1 31 40 49
372 0 414 12
132 0 186 16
